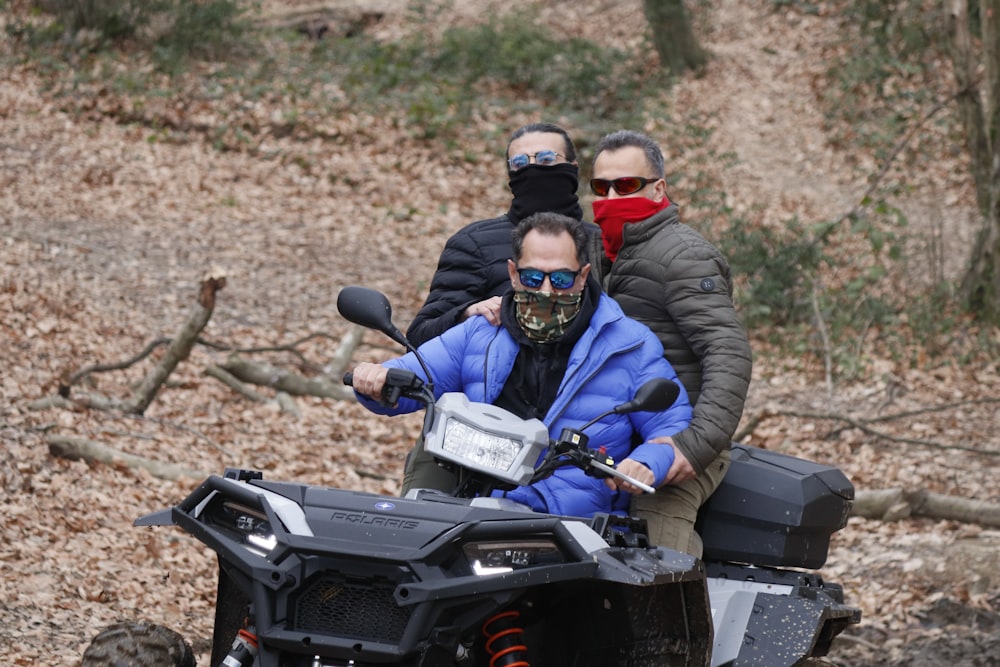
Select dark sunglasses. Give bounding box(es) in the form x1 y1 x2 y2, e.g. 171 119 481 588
517 267 580 290
589 176 660 197
508 150 563 171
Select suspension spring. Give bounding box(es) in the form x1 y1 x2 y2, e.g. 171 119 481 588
481 610 530 667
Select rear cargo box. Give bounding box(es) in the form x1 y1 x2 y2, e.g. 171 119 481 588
696 444 854 569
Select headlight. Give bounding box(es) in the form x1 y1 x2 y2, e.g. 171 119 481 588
463 540 565 576
439 420 525 471
425 393 549 486
204 498 277 557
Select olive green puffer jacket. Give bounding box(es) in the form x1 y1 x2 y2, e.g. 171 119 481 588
590 203 752 474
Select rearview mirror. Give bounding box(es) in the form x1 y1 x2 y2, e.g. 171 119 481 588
615 378 680 415
337 286 404 345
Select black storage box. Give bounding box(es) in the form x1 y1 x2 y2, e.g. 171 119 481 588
696 444 854 569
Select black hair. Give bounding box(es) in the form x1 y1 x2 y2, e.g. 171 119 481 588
506 122 578 163
511 211 589 266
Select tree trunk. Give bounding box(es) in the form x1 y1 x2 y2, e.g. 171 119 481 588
950 0 1000 323
642 0 707 75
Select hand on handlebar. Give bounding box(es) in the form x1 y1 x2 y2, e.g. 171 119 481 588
349 362 389 401
604 459 655 495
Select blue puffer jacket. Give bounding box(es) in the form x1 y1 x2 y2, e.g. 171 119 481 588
357 293 692 518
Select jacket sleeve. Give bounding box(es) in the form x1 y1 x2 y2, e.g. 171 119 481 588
623 330 692 487
663 249 753 474
405 230 492 347
354 324 473 415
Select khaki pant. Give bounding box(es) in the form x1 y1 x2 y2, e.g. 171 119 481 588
400 434 456 496
631 447 731 558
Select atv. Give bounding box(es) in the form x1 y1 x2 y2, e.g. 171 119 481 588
82 286 859 666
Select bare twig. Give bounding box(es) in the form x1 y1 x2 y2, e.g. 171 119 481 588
131 414 234 458
197 331 344 373
738 404 1000 456
810 281 834 400
830 83 977 234
62 337 171 393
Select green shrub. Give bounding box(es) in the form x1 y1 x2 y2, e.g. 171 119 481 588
43 0 163 42
14 0 254 68
151 0 256 73
310 12 661 134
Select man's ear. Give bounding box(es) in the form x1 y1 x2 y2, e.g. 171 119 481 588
653 178 668 202
579 263 591 282
507 258 519 287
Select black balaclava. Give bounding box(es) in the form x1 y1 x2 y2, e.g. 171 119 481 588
507 163 583 223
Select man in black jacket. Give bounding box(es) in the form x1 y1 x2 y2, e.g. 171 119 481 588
589 129 753 556
401 122 586 493
406 122 584 347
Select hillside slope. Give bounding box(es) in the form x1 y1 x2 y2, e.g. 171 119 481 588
1 1 998 665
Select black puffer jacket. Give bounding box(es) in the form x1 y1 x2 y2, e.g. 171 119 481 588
590 203 752 474
406 214 516 347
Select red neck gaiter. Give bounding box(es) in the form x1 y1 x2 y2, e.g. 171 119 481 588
592 196 670 261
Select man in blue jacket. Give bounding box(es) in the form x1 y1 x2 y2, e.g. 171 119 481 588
401 122 594 495
351 212 691 518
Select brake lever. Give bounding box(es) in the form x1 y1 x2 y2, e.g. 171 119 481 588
588 457 656 494
549 428 656 494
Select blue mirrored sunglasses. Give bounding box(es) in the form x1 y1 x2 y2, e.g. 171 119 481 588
508 150 563 171
517 267 580 290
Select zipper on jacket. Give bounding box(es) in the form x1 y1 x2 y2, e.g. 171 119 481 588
548 340 642 425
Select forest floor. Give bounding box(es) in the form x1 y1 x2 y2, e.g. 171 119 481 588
1 0 999 665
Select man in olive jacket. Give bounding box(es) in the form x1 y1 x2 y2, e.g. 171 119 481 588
589 129 753 557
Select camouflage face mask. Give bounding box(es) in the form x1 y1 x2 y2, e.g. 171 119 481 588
513 288 583 342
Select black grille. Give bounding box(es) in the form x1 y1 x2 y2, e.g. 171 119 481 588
292 574 413 643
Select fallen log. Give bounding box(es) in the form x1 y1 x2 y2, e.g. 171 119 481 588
47 435 206 482
852 488 1000 527
44 433 1000 527
220 356 355 401
255 3 385 40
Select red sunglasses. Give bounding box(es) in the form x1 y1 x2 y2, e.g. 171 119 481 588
589 176 659 197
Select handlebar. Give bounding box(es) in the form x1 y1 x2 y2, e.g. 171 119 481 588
588 459 656 494
343 368 432 408
346 370 655 495
532 428 657 495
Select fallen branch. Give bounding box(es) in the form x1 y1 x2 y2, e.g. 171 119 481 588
325 325 365 378
47 435 206 481
124 270 227 415
853 488 1000 527
275 392 302 419
197 331 346 374
736 405 1000 456
255 3 385 40
61 337 171 394
220 356 355 401
204 364 271 403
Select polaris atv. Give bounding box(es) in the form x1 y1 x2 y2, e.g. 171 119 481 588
81 286 859 666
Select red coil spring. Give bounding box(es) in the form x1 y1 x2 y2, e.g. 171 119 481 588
482 610 530 667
